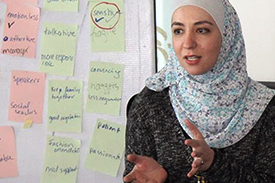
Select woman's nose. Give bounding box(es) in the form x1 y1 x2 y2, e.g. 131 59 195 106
183 32 197 49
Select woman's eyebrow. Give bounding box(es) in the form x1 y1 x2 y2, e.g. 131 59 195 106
171 22 184 27
194 20 214 26
171 20 213 27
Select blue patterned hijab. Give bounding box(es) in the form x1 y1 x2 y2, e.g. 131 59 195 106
146 0 275 148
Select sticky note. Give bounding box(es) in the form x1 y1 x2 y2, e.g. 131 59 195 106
41 136 81 183
0 126 18 178
85 119 125 177
90 0 125 52
1 3 40 58
47 80 83 133
44 0 79 12
86 61 124 115
23 118 33 128
8 70 46 123
39 22 78 76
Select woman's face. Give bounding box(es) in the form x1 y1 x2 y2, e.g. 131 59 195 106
171 5 222 75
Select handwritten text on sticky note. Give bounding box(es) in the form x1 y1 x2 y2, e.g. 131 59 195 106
47 80 83 133
41 136 81 183
90 1 125 52
1 4 40 58
86 61 124 115
8 70 45 123
40 22 78 76
85 119 125 177
0 126 18 178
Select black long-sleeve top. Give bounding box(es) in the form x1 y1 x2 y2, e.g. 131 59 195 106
124 87 275 183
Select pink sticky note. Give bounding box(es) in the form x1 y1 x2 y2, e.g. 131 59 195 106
8 70 46 123
4 0 38 5
1 3 40 58
0 126 18 178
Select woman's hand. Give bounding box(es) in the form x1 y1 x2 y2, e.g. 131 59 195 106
124 154 168 183
184 119 214 178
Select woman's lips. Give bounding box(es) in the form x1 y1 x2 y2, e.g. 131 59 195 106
184 55 201 65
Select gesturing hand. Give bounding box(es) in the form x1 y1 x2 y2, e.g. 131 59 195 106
184 119 214 178
124 154 167 183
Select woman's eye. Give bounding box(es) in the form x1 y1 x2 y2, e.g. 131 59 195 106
197 28 210 34
173 29 183 35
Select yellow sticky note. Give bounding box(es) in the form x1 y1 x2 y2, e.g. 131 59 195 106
85 119 125 177
41 136 81 183
23 118 33 128
90 0 125 52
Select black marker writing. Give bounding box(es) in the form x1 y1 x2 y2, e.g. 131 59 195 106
97 122 121 133
49 114 81 124
0 154 14 163
89 148 121 160
9 35 35 43
88 95 121 105
48 139 80 154
2 46 29 57
13 76 40 85
7 12 38 21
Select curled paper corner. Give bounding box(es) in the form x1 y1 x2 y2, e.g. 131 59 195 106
23 118 33 129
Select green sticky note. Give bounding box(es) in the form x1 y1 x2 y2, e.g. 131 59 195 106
47 80 83 133
86 61 124 115
90 0 125 52
85 119 125 177
41 136 81 183
39 22 78 76
44 0 78 12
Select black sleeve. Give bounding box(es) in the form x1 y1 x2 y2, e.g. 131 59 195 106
201 105 275 183
123 94 158 180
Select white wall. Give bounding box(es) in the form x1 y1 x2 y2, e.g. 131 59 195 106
230 0 275 81
0 0 155 183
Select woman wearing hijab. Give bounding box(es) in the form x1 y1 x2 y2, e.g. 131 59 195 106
124 0 275 182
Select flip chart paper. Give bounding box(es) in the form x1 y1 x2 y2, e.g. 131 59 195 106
41 136 81 183
1 3 40 58
85 119 125 177
0 126 18 178
90 0 125 52
40 22 78 76
43 0 79 12
8 70 46 123
47 80 83 133
4 0 38 5
86 61 124 115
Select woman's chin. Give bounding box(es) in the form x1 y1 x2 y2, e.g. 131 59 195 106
184 67 205 76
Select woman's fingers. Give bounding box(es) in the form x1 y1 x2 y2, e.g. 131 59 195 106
185 138 199 147
192 157 204 168
185 119 204 139
127 154 145 168
125 154 167 183
185 119 212 176
123 169 136 182
127 154 138 163
187 166 199 178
